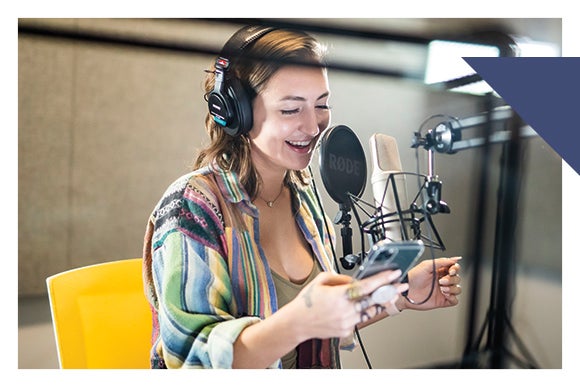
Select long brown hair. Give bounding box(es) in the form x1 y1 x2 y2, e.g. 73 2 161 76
194 27 327 200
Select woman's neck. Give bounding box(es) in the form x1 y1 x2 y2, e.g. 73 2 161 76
251 153 288 199
258 168 287 200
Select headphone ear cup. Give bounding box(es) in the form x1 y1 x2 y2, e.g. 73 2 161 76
223 77 253 137
208 76 253 137
207 88 232 129
209 25 276 136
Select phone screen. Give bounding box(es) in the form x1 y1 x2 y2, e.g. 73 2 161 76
354 240 424 280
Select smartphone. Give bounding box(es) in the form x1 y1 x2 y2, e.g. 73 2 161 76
354 240 425 280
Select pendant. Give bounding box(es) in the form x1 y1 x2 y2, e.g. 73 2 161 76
267 201 274 208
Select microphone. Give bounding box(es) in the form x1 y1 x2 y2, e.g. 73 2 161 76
318 125 367 270
318 127 447 272
369 133 409 243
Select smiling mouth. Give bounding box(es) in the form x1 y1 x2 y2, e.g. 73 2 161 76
286 139 312 150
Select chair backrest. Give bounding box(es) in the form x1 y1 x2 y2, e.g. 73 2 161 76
46 258 152 369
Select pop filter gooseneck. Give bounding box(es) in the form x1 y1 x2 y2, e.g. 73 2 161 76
318 125 367 270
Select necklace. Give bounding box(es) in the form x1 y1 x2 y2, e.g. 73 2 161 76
259 185 285 208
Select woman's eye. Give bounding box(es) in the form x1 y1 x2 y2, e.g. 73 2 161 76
316 104 331 111
281 108 300 115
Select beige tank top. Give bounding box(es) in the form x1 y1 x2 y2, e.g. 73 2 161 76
271 259 322 369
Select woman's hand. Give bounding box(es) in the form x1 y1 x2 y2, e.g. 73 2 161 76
288 269 407 340
398 257 462 311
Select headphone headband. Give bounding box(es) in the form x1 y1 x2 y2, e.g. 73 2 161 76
220 25 277 62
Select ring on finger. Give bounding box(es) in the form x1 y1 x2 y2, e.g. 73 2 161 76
354 297 371 313
359 310 371 323
370 285 397 305
346 281 363 300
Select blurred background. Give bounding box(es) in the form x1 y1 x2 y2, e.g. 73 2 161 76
18 18 562 369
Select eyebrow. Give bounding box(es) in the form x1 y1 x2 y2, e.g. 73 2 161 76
279 91 330 102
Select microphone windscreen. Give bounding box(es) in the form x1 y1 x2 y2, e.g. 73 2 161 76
318 125 367 208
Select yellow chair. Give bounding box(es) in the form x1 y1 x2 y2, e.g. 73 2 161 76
46 258 152 369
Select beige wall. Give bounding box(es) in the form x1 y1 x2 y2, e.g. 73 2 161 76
19 19 215 294
18 18 562 368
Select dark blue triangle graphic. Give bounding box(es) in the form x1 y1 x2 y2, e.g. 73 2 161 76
463 57 580 175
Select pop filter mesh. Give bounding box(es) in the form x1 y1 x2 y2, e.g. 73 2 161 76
318 125 367 207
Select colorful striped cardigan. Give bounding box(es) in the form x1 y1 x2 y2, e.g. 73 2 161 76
142 165 342 368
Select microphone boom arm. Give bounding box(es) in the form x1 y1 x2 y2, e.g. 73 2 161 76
412 106 537 154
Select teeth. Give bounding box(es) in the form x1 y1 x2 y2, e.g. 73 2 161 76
287 140 311 147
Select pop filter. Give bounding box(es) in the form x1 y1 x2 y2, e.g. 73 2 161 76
319 125 367 209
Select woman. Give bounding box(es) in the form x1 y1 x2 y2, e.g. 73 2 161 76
142 25 462 369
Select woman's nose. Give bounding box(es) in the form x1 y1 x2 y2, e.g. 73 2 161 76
302 108 322 137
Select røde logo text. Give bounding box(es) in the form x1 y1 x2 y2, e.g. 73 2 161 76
328 153 362 176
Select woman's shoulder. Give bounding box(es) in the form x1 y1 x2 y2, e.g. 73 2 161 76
151 167 223 227
148 167 228 253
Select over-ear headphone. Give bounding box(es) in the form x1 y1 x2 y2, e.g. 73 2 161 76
207 25 277 137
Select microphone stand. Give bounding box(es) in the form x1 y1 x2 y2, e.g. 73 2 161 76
462 108 539 369
334 202 359 270
333 192 369 271
417 99 539 368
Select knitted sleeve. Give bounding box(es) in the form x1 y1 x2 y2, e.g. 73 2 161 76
146 172 274 368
